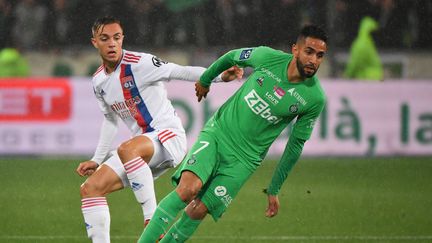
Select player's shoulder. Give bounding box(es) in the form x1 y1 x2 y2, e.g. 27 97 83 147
244 46 289 61
122 49 168 68
92 64 104 77
122 49 147 65
254 46 288 56
92 64 105 85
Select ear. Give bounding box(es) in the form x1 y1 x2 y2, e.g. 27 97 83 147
291 44 298 57
91 37 97 49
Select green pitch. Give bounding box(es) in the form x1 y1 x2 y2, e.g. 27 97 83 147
0 157 431 242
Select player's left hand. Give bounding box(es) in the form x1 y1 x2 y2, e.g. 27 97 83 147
195 82 209 102
221 66 243 82
265 194 280 218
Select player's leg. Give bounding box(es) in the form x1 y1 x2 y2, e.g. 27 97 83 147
138 171 203 243
117 134 157 223
138 131 218 243
162 152 255 242
80 155 124 243
159 198 207 242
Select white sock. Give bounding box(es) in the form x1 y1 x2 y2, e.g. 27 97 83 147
124 157 157 221
81 197 110 243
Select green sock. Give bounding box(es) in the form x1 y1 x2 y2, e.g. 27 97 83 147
138 191 186 243
159 211 202 243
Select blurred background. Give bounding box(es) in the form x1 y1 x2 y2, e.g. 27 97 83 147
0 0 432 78
0 0 431 242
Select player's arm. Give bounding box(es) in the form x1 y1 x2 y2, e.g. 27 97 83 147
196 47 268 101
76 112 118 176
265 98 325 216
168 64 243 83
265 135 305 217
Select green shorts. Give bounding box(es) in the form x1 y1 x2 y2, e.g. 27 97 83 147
172 127 255 221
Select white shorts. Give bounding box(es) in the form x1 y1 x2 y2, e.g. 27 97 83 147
103 129 187 187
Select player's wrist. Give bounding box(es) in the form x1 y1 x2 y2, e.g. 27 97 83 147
199 79 211 88
263 187 279 196
90 157 103 165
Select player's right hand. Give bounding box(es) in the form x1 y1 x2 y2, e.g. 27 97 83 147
221 66 244 82
265 194 280 218
195 81 209 102
76 161 99 177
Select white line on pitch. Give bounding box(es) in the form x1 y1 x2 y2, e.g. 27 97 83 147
1 235 432 241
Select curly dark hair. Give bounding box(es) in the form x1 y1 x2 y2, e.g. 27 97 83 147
297 25 328 44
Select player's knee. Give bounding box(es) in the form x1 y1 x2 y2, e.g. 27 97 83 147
176 183 201 203
175 171 203 202
80 181 102 198
117 141 136 159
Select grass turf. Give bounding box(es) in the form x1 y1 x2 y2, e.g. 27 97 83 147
0 157 431 242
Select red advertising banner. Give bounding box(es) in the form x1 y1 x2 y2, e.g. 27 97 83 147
0 78 71 121
0 78 431 156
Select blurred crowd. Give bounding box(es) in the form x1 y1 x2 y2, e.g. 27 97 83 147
0 0 431 52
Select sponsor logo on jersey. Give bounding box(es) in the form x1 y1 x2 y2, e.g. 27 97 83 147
152 56 167 67
214 186 227 196
99 89 106 96
256 77 264 86
110 96 142 119
187 155 196 165
289 103 299 113
273 86 285 99
239 49 253 60
244 89 283 124
260 67 282 83
121 76 135 89
214 185 233 207
287 88 307 105
265 92 279 105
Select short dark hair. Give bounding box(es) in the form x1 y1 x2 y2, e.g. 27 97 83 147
297 25 328 44
92 16 123 36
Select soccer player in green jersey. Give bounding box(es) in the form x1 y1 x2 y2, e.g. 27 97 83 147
139 25 328 242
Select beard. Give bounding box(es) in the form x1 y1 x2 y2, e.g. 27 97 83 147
296 59 316 78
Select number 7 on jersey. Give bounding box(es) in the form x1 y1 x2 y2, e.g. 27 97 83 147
192 141 209 155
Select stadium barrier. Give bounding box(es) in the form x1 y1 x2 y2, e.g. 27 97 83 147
0 78 431 156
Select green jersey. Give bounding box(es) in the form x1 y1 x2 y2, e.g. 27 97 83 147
201 46 326 170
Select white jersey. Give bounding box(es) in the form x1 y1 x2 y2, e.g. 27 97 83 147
90 49 220 164
92 50 184 135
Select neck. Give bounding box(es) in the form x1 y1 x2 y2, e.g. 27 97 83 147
104 59 120 74
287 60 306 83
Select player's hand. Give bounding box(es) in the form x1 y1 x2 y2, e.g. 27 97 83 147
195 81 209 102
265 194 280 218
76 161 99 177
221 66 244 82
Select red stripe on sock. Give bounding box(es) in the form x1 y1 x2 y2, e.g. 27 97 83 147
126 160 146 174
82 199 106 204
81 202 108 209
124 157 143 170
81 197 106 203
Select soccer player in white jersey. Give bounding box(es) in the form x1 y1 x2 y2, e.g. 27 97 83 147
75 16 242 243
